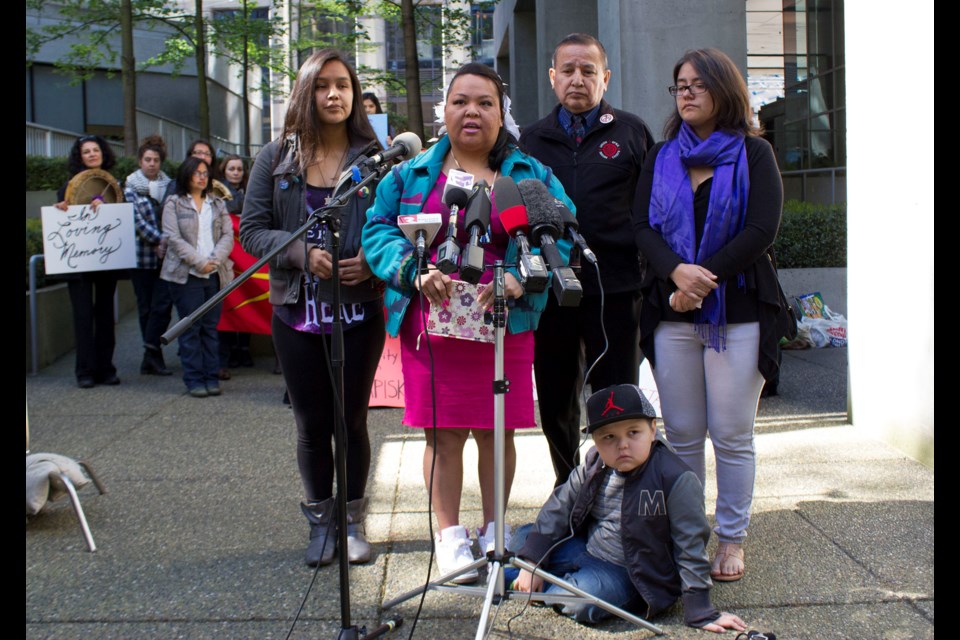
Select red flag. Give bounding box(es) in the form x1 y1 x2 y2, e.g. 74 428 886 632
216 213 272 334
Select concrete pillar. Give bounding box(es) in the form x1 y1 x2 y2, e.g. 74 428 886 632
507 9 539 128
596 0 623 108
612 0 747 139
534 0 598 117
356 14 388 99
845 2 933 467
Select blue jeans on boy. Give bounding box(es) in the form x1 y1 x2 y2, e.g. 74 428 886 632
505 523 644 624
169 275 221 391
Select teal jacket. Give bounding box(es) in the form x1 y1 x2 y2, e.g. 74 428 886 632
362 135 577 337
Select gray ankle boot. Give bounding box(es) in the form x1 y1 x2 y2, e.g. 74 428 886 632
345 497 371 564
301 498 336 566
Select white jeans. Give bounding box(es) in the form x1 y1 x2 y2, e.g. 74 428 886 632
652 321 764 543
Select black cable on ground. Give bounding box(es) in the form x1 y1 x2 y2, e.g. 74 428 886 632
406 264 440 640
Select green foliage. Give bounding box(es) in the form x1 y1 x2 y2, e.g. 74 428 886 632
293 1 496 99
26 157 70 191
26 155 181 191
142 36 195 76
211 0 293 93
773 200 847 268
27 0 172 78
110 156 137 181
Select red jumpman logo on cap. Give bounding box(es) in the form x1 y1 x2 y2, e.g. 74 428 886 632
600 391 624 417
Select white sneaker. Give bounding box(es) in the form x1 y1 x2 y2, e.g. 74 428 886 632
476 521 512 556
434 525 479 584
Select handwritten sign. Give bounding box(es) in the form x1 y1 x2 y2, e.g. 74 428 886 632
369 334 404 408
41 204 136 274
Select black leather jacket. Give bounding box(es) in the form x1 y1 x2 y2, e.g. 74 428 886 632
520 100 654 295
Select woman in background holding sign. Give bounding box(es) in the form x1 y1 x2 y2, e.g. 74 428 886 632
240 50 384 568
54 134 123 389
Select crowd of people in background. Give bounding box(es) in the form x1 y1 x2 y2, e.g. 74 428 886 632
48 35 795 633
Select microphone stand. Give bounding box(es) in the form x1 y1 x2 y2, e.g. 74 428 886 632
161 163 402 640
380 262 661 638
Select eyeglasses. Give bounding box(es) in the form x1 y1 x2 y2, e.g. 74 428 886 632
668 83 708 97
193 150 213 158
194 171 210 178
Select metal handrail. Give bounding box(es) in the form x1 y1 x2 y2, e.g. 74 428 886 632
28 252 121 375
27 118 264 160
28 254 45 375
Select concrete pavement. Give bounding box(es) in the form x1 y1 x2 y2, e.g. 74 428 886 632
26 312 933 639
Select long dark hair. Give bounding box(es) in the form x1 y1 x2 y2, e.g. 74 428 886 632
67 134 116 176
663 48 759 140
283 49 378 173
219 154 248 190
174 157 212 197
185 139 219 179
362 92 384 114
446 62 517 171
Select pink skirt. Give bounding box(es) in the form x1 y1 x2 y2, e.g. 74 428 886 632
400 296 535 429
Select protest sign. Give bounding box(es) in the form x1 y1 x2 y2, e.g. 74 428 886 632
41 203 136 274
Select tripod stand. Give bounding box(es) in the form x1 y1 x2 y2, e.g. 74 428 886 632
381 261 662 638
162 163 401 640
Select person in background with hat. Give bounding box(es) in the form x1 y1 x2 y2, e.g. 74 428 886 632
505 384 746 632
53 134 123 389
520 33 655 488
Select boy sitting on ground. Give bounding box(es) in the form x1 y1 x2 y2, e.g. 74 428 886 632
507 384 746 632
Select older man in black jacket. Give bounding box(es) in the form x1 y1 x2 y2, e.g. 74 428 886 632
520 33 654 486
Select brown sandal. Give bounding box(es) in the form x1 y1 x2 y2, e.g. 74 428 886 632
711 541 744 582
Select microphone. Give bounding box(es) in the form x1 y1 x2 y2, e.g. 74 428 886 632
436 169 475 275
554 199 596 265
494 176 548 293
517 179 583 306
359 131 423 169
398 213 443 274
459 179 492 285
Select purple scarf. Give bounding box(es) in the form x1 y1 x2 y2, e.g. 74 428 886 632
649 122 749 351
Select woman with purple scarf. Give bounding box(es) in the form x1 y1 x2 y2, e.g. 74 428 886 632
633 48 784 583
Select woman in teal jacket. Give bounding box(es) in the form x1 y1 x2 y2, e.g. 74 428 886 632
363 63 576 583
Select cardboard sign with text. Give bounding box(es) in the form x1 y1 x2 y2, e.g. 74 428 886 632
41 204 136 274
369 333 404 408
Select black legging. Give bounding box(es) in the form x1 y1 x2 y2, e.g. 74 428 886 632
272 311 385 502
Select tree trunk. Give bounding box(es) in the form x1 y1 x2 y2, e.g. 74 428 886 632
241 0 250 157
120 0 137 156
194 0 210 141
401 0 424 141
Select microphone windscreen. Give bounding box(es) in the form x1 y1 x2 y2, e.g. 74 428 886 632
443 185 471 209
517 179 563 230
393 131 423 158
493 176 528 235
